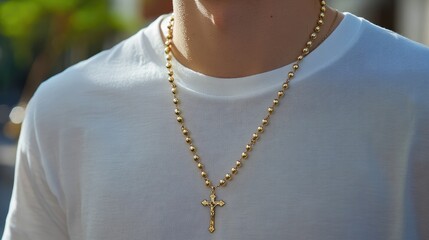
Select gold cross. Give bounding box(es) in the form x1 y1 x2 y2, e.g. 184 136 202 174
201 191 225 233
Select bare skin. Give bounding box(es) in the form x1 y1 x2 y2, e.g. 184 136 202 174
169 0 344 78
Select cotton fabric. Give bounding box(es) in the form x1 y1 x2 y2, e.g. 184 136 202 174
3 13 429 240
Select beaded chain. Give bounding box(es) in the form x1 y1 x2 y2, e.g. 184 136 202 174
164 0 329 233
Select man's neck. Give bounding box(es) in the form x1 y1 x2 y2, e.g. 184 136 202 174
170 0 343 78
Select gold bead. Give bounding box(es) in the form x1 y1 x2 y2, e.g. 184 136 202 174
252 133 259 141
297 55 304 61
321 1 326 6
278 91 284 97
241 152 248 159
201 171 207 178
311 33 317 39
193 155 200 161
166 34 172 40
166 62 172 68
165 39 172 46
246 144 252 151
321 6 326 12
262 119 269 126
318 19 324 25
273 99 279 105
306 41 313 47
236 161 242 168
182 128 189 135
190 146 196 152
205 180 211 186
173 98 179 104
168 69 173 76
197 163 204 169
166 54 172 61
283 83 289 90
171 88 177 94
303 48 309 55
225 173 232 180
219 179 226 186
177 116 183 123
315 26 321 32
231 168 238 174
288 72 295 78
185 137 192 143
168 76 174 82
165 47 171 54
293 64 299 70
174 108 180 115
268 107 274 113
320 12 325 19
257 126 264 133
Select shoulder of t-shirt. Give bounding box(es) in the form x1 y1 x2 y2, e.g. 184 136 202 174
27 17 164 126
348 14 429 115
347 14 429 75
340 14 429 89
38 24 156 92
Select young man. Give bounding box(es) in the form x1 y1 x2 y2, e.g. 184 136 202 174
3 0 429 239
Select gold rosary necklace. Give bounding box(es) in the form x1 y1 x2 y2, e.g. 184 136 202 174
164 1 328 233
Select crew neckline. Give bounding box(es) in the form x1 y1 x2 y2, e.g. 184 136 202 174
144 12 363 97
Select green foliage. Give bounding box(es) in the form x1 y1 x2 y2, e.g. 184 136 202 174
0 0 123 38
32 0 81 12
0 0 135 89
0 0 129 65
0 1 42 38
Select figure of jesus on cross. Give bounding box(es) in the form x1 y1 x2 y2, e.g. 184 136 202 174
201 191 225 233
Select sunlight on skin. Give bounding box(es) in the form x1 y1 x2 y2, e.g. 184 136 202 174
171 0 344 78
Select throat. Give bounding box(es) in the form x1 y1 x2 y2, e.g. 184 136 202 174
171 1 342 78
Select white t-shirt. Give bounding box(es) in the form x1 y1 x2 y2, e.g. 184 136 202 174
3 13 429 240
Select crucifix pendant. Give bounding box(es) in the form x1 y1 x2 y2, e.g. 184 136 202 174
201 189 225 233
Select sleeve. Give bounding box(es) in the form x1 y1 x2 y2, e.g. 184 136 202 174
2 92 69 240
411 85 429 240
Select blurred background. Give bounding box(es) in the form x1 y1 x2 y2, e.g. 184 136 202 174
0 0 428 235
